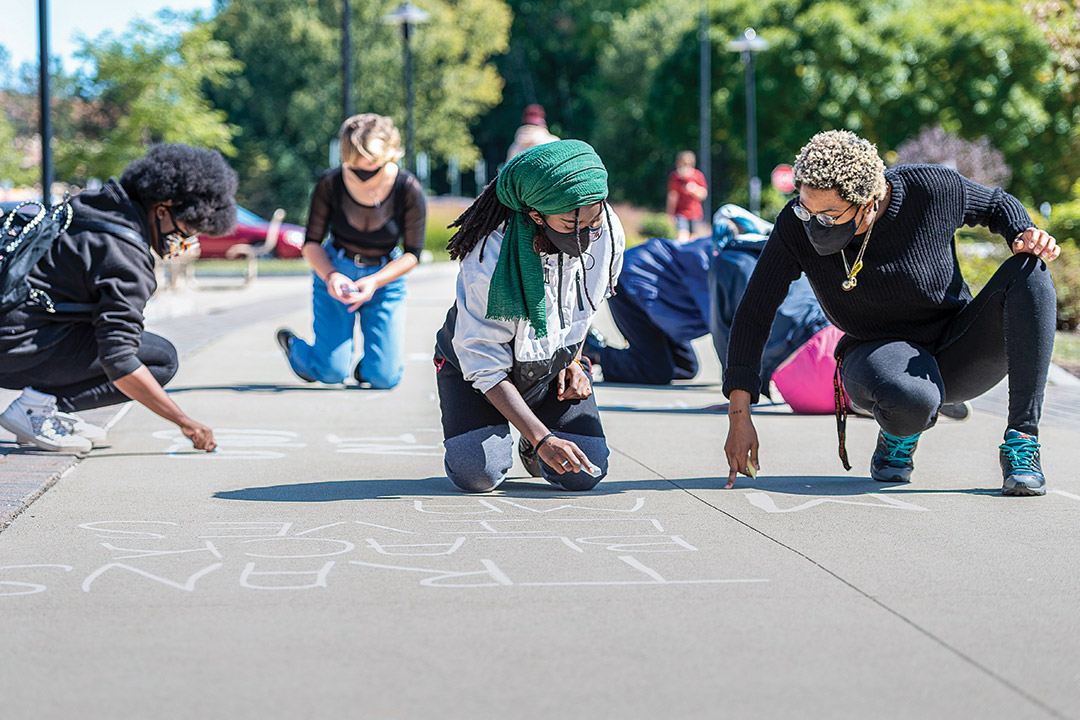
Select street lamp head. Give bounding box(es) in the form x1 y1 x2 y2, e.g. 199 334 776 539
727 27 769 53
382 2 430 25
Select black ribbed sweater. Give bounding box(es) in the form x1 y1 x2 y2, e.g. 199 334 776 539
723 164 1034 403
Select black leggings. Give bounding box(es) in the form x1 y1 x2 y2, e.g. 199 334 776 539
0 330 178 412
840 254 1055 438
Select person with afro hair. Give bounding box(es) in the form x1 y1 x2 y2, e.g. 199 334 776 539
0 143 238 454
722 130 1062 498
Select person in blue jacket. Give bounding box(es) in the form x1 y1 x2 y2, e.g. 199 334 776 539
584 205 827 396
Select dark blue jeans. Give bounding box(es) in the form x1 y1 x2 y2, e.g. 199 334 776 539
840 254 1055 438
598 291 698 384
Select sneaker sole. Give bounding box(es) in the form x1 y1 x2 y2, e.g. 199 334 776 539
1002 483 1046 497
276 330 317 383
3 431 91 453
870 464 913 483
939 401 972 421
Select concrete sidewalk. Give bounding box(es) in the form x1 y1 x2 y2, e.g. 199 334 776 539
1 264 1079 719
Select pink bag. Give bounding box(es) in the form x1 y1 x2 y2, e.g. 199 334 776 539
770 325 851 414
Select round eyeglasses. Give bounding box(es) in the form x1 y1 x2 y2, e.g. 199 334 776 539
793 201 855 227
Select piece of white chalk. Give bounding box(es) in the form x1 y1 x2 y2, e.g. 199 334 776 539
586 463 602 478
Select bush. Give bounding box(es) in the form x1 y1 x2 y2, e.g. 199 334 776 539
1044 198 1080 247
638 213 676 240
958 235 1080 331
1051 242 1080 330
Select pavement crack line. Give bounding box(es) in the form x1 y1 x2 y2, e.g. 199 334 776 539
606 444 1068 720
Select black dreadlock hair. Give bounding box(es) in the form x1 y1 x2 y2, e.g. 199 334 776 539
446 179 512 262
444 175 619 301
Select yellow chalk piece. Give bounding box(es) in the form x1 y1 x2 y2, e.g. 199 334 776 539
747 461 757 478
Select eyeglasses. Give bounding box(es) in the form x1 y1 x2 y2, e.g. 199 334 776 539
793 201 855 228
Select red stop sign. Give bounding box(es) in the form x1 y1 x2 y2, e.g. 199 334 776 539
771 164 795 194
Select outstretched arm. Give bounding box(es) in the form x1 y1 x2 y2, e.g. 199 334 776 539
113 366 216 451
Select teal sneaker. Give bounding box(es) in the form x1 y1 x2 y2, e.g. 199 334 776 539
870 430 921 483
999 430 1046 496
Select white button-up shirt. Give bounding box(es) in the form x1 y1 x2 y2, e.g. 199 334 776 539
452 206 626 394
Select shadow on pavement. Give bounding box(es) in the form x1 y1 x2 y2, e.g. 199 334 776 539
597 381 722 392
164 384 366 394
213 476 685 502
659 475 1002 496
597 403 831 416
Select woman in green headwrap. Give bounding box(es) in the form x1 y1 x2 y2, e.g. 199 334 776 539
433 140 626 493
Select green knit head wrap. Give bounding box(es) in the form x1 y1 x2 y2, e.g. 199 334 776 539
489 139 609 337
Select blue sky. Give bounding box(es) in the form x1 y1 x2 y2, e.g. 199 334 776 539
3 0 215 73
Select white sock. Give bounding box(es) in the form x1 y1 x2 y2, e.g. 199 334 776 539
19 387 57 407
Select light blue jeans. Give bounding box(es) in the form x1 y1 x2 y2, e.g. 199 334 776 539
287 245 407 388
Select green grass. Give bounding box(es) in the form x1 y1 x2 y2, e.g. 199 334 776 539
192 258 310 277
1054 330 1080 371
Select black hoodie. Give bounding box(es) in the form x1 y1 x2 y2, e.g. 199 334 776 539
0 179 158 381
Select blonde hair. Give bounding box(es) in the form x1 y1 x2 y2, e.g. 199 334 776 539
339 114 403 167
793 130 886 206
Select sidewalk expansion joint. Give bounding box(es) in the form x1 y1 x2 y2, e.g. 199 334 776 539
607 444 1069 720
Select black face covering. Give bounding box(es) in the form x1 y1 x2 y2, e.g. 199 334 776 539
802 200 877 256
542 220 604 257
153 207 199 259
802 215 859 256
349 165 382 182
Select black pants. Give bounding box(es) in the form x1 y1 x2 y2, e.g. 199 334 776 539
841 254 1055 438
598 291 698 384
0 329 178 412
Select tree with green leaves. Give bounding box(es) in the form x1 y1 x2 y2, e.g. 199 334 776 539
592 0 1077 212
0 46 38 187
210 0 511 220
469 0 650 164
54 15 239 184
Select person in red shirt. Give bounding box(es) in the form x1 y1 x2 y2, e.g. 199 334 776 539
666 150 708 240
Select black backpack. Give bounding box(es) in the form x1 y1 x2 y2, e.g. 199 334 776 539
0 199 146 314
0 200 73 313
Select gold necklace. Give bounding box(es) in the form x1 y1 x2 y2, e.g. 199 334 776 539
841 222 873 291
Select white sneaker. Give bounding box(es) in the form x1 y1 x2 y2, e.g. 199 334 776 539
0 388 93 453
55 412 109 448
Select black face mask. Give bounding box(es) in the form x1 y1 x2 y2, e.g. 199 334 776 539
802 215 859 256
349 166 382 182
153 207 199 259
542 221 604 257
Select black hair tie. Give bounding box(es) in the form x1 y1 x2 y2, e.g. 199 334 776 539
534 432 557 452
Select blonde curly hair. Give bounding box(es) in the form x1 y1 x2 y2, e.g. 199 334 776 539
793 130 886 206
340 113 404 167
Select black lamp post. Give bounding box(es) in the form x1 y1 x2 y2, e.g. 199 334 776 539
342 0 353 120
383 2 430 173
38 0 52 206
727 28 768 215
698 0 711 223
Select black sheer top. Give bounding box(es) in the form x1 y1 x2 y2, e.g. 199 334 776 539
304 166 427 258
